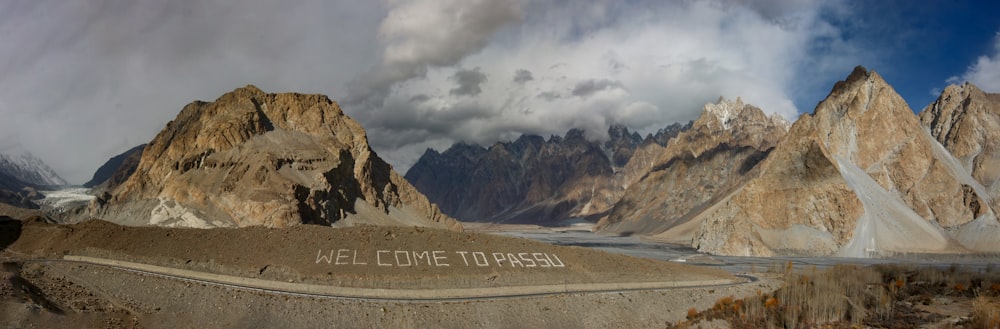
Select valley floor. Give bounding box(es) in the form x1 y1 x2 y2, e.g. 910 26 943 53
0 253 777 328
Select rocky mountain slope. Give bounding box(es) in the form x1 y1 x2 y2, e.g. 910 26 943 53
596 98 789 239
405 124 687 223
920 82 1000 212
681 67 994 257
87 85 460 231
83 144 145 190
0 172 39 209
919 82 1000 251
0 147 65 209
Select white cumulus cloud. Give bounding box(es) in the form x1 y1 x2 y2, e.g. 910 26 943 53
948 31 1000 91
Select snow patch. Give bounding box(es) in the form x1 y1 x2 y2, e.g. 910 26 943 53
704 97 744 130
951 214 1000 252
0 148 68 186
770 113 791 131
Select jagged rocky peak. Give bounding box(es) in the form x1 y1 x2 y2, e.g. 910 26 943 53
686 66 993 257
919 81 1000 212
605 125 643 167
441 142 488 159
644 121 692 146
701 96 790 132
607 124 642 144
404 123 689 224
662 97 788 163
88 85 459 231
597 96 786 236
704 96 744 130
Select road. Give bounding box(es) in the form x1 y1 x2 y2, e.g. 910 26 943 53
495 227 1000 273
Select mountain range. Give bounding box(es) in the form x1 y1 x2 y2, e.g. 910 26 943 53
0 147 67 187
404 123 688 223
0 148 67 208
411 66 1000 257
3 65 998 258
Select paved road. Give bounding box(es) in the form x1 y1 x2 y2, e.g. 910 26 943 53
496 228 1000 273
51 255 746 302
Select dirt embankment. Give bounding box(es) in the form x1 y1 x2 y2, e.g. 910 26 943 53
8 219 733 290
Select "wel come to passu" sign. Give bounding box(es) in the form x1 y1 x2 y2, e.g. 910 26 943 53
316 249 565 268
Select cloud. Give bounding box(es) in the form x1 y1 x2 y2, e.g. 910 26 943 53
0 0 867 182
947 31 1000 91
346 0 522 106
571 79 625 97
449 67 488 96
537 91 561 101
513 69 534 84
409 94 431 103
361 1 863 173
0 0 384 183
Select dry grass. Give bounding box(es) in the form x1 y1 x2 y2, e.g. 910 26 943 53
671 263 1000 329
972 295 1000 329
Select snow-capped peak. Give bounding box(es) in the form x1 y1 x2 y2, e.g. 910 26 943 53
704 96 745 130
0 146 68 186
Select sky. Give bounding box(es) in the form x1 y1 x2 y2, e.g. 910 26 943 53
1 0 999 184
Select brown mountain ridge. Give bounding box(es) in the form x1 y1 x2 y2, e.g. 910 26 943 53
85 85 459 231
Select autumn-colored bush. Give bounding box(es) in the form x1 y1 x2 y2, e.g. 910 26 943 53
675 263 1000 329
972 296 1000 329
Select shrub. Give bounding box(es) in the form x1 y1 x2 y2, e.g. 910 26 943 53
972 295 1000 329
687 308 697 320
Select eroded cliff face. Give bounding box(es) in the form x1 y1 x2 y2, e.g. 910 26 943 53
405 125 687 224
690 67 989 257
921 83 1000 210
918 83 1000 251
89 85 459 231
596 98 788 240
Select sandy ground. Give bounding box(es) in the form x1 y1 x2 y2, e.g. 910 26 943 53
9 219 734 289
0 218 772 328
0 260 777 328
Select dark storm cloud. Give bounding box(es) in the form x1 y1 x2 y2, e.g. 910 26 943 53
537 91 562 101
345 0 522 107
513 69 534 84
571 79 624 97
409 94 431 103
449 67 488 96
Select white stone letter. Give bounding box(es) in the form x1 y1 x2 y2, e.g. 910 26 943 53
377 250 392 266
352 250 367 265
518 253 536 267
413 251 431 266
456 251 470 266
492 253 506 267
533 253 551 267
473 252 489 266
316 250 334 264
395 251 412 266
433 251 449 266
335 249 350 265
